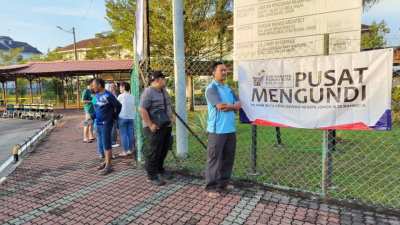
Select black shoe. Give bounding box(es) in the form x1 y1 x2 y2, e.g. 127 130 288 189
158 171 173 180
147 179 166 186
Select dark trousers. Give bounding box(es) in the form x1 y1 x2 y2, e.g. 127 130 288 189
143 126 172 180
205 132 236 191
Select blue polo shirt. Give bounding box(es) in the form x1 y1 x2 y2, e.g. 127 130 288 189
205 80 240 134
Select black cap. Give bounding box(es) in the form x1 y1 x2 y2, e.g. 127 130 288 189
151 71 168 81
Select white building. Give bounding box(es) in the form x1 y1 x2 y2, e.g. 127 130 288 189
0 35 42 61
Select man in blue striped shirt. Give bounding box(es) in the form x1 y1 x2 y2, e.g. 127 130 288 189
204 62 241 198
91 78 122 175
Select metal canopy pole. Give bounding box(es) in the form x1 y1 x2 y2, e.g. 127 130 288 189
61 73 66 110
76 73 80 111
1 81 6 106
38 78 42 104
29 76 33 103
65 75 69 106
14 74 18 104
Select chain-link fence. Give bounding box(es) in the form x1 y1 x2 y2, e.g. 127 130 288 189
132 37 400 211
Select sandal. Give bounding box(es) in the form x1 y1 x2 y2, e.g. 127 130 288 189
99 168 113 175
83 140 92 143
119 152 129 157
97 163 112 170
89 138 96 141
203 190 220 199
126 151 133 156
217 184 235 192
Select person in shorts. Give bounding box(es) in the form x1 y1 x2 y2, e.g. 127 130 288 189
82 78 95 143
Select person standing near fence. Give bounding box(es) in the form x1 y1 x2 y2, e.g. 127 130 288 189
117 82 136 160
109 82 120 148
203 62 241 198
138 71 174 186
90 78 122 175
82 79 95 143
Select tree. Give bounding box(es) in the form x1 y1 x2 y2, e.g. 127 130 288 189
105 0 137 51
85 42 106 60
361 20 390 49
85 32 126 60
18 48 65 64
0 47 24 66
105 0 234 110
362 0 381 12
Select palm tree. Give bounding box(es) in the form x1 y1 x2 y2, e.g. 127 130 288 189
362 0 381 11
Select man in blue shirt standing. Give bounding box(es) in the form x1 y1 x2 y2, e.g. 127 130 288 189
90 78 122 175
204 62 241 198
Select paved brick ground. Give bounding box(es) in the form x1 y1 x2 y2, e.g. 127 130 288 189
0 109 399 225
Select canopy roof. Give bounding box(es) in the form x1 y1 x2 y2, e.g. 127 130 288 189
0 59 133 77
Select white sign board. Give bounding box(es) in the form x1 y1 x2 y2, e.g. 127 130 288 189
238 49 393 130
234 0 362 72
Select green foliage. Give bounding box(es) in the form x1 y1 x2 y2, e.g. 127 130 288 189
0 47 24 66
105 0 233 58
361 20 390 49
85 42 106 60
85 32 126 60
362 0 381 11
44 48 66 61
391 87 400 123
42 78 63 96
224 72 238 95
191 110 209 136
18 48 66 64
194 94 206 105
105 0 137 51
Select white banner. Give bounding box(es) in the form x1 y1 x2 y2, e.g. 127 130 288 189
238 49 393 130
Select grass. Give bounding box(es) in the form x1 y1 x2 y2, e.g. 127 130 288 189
150 111 400 209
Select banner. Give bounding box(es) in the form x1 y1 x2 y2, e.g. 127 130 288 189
239 49 393 130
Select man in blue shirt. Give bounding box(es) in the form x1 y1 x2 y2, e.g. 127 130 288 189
204 62 241 198
90 78 122 175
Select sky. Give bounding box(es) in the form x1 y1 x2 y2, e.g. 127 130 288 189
0 0 112 53
0 0 399 54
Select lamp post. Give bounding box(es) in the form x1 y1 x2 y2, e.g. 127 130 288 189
57 26 80 110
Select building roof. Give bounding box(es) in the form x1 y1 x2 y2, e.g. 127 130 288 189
0 64 29 71
2 41 42 54
0 35 13 41
2 59 133 75
58 38 106 52
361 24 371 30
0 35 42 54
0 43 9 50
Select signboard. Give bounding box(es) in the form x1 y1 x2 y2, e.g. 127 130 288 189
233 0 362 71
238 49 393 130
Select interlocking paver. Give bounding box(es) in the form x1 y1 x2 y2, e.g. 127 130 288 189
0 109 398 225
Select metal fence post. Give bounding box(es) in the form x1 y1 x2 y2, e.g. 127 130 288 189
173 0 188 158
322 33 333 198
276 127 282 145
251 124 257 174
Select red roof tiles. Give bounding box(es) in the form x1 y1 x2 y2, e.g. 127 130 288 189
0 64 29 71
9 59 133 74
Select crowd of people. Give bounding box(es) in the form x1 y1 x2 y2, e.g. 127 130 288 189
82 62 241 199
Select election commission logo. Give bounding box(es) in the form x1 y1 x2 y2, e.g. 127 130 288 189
253 70 265 86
